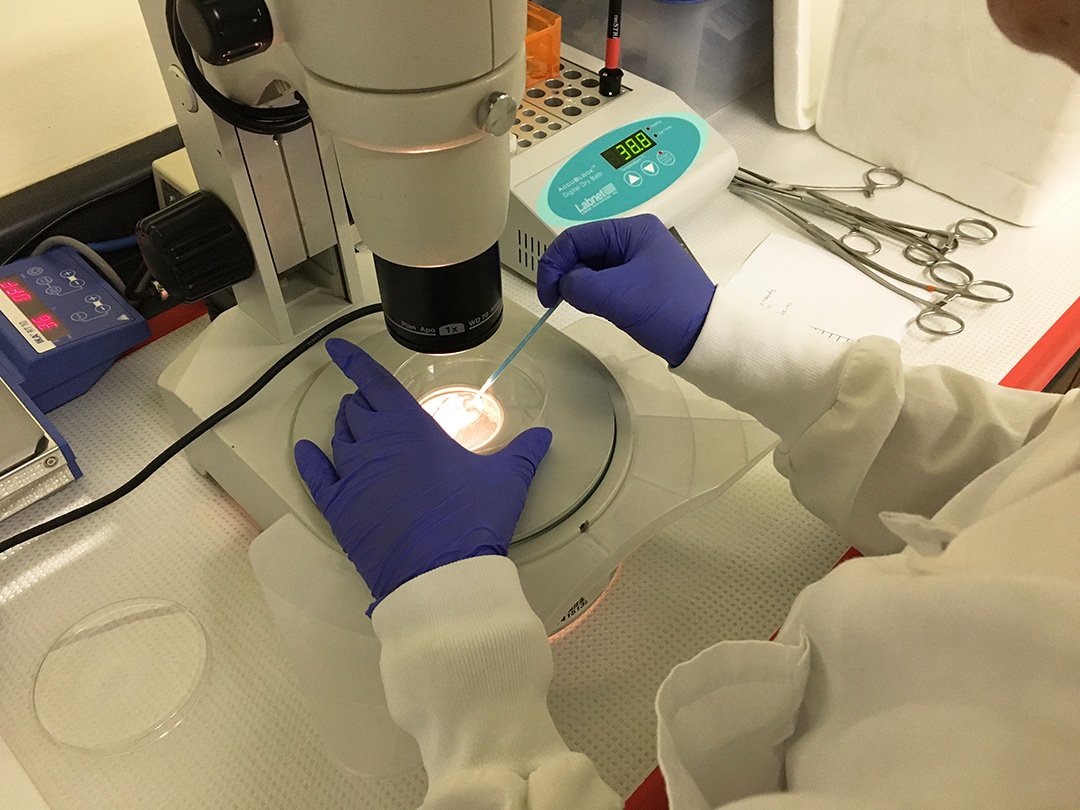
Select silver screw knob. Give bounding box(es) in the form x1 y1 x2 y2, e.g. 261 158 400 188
479 93 518 136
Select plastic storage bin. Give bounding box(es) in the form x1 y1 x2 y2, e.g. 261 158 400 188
538 0 772 118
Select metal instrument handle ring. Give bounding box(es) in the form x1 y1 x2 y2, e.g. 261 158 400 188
925 230 960 253
915 305 965 336
903 242 945 267
962 279 1015 304
840 229 883 256
863 166 905 196
928 259 976 287
951 217 998 244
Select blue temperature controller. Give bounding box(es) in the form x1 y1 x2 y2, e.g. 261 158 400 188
0 247 150 412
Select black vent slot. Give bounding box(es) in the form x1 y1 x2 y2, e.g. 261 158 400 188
517 230 549 275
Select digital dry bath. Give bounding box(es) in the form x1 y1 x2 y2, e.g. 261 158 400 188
500 43 737 282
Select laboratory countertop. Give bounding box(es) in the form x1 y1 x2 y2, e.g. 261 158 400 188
2 85 1079 810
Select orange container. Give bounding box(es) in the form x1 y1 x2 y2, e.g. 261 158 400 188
526 3 561 87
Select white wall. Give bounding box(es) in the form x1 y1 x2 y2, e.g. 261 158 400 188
0 0 177 197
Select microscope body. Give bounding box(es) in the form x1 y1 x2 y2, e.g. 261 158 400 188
138 0 526 350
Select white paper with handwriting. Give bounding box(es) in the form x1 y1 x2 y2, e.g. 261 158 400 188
725 233 922 342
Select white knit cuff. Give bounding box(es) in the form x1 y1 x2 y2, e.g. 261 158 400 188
676 290 853 445
373 555 534 632
371 556 566 781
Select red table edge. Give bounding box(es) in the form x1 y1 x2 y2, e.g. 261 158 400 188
626 766 668 810
120 300 208 358
998 294 1080 391
627 298 1080 808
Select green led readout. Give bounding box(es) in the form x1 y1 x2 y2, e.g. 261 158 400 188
600 129 656 169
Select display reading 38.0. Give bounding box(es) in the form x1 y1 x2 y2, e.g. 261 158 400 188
600 129 657 169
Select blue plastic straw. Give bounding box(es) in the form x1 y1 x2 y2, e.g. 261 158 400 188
478 303 560 395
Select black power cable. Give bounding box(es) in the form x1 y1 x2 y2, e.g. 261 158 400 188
1 176 147 267
0 303 383 556
165 0 310 135
3 4 309 268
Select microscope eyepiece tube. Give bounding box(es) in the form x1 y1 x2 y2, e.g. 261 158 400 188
373 244 503 354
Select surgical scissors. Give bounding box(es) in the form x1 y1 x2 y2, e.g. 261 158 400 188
729 175 1014 336
742 166 905 198
806 191 992 259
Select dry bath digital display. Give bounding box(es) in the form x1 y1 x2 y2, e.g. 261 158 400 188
600 129 656 169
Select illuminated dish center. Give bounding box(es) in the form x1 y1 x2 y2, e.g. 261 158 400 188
418 386 505 452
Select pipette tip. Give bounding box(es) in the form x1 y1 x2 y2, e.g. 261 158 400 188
476 303 559 397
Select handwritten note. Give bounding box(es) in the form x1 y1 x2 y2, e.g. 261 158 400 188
725 233 922 342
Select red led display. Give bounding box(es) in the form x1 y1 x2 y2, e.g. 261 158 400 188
32 313 61 331
1 279 32 303
0 275 71 340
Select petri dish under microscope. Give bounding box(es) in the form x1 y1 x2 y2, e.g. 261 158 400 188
34 598 208 754
417 387 505 452
396 342 546 454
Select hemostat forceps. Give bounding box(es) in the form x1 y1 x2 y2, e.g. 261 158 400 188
739 166 905 198
730 171 1014 336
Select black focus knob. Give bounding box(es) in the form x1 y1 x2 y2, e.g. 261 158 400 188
176 0 273 66
136 191 255 304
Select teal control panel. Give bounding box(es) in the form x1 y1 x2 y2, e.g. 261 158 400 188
538 113 708 228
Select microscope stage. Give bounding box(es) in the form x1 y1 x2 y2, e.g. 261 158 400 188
294 306 620 543
161 297 775 777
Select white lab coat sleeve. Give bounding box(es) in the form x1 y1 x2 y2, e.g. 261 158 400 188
676 290 1064 551
655 635 811 809
371 555 623 810
653 632 895 810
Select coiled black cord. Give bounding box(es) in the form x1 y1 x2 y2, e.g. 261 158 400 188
166 0 311 135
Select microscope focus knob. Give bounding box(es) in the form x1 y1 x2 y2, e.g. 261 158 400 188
479 93 519 137
176 0 274 66
136 191 256 304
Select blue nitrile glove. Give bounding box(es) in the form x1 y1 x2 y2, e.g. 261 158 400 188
293 339 552 614
536 214 716 366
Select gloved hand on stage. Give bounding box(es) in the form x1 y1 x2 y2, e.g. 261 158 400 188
294 339 552 613
536 214 716 366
